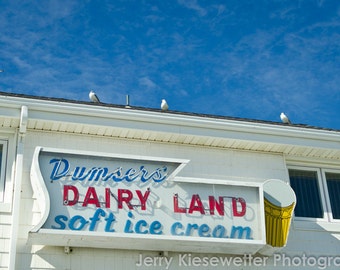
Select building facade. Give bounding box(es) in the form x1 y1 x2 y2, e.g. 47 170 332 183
0 92 339 269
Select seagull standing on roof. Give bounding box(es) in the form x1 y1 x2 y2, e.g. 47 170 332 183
89 90 100 103
161 99 168 111
280 112 291 124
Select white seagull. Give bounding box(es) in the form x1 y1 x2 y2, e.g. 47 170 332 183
89 90 100 103
280 112 291 124
161 99 169 111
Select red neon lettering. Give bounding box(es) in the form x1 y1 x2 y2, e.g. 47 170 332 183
105 188 111 208
232 197 246 217
173 194 186 213
135 190 150 210
118 189 133 209
208 196 224 216
63 185 79 206
188 194 205 214
83 187 100 207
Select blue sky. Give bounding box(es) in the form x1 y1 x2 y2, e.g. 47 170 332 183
0 0 339 129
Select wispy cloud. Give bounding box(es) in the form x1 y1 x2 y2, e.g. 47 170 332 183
0 0 339 128
177 0 208 16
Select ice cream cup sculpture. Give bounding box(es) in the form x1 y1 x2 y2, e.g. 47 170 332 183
263 179 296 247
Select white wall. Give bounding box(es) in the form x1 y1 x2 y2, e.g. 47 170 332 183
1 130 339 269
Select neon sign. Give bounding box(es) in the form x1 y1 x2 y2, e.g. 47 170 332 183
30 147 266 254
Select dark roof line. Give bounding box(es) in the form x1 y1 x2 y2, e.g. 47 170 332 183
0 91 339 133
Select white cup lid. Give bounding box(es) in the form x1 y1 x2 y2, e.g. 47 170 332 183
263 179 296 207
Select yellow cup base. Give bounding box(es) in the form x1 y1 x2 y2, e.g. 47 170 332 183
264 198 295 247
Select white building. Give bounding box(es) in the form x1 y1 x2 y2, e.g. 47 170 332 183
0 92 339 270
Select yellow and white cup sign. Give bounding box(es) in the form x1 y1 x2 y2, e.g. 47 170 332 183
263 179 296 247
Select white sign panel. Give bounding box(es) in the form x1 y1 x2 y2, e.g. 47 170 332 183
30 147 266 254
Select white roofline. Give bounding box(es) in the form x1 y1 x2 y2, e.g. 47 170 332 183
0 94 339 158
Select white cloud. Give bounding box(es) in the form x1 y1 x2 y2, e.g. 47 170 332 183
177 0 208 16
139 77 158 90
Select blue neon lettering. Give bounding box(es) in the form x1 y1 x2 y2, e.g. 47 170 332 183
51 215 67 229
212 225 227 238
69 215 88 230
49 158 168 183
50 158 69 180
198 223 211 237
104 213 116 232
124 212 134 233
89 209 106 231
185 223 199 236
135 220 148 234
230 226 252 239
149 221 163 235
72 167 88 180
171 222 184 236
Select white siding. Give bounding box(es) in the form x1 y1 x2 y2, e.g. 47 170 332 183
0 213 11 270
0 130 334 269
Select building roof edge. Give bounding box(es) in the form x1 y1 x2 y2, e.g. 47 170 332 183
0 90 339 133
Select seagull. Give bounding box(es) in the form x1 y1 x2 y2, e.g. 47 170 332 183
161 99 168 111
89 90 100 103
280 112 291 124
